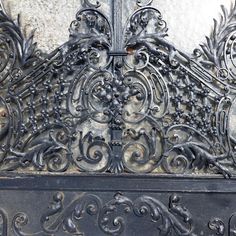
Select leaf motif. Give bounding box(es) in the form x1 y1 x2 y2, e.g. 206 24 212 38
0 0 7 15
212 19 218 45
0 2 39 67
217 42 225 61
200 60 216 67
200 44 214 63
63 217 80 234
200 1 236 68
221 5 228 24
206 36 213 52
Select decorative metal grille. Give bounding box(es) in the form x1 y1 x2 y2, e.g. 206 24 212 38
3 0 236 236
1 1 236 234
1 0 236 177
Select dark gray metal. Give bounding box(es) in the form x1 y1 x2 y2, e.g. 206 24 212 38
0 174 235 235
0 0 236 235
0 0 235 177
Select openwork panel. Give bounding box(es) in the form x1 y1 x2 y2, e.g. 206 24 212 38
0 0 236 177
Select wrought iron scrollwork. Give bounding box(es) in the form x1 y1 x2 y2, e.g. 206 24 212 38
0 191 232 235
11 192 195 236
0 0 236 177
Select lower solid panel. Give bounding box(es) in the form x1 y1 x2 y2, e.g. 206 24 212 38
0 174 235 236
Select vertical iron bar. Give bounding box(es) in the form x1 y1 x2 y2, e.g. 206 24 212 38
109 0 124 173
112 0 123 51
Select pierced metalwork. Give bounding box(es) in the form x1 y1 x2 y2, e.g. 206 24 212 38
0 0 236 177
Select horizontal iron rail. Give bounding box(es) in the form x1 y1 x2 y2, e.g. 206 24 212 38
0 173 235 193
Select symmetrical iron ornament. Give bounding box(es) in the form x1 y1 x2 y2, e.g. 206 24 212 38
1 0 236 178
7 192 194 236
2 1 236 235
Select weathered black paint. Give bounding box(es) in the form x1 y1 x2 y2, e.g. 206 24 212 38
0 0 236 235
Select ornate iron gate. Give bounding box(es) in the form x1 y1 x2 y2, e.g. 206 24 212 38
0 0 236 235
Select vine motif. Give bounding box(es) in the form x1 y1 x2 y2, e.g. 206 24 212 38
11 192 196 236
0 0 235 176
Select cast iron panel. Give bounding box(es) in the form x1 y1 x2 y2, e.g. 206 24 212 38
0 0 236 176
0 174 235 235
0 0 236 235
